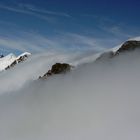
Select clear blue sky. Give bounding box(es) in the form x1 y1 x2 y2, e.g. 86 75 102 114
0 0 140 54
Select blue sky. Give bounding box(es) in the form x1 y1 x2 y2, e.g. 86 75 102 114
0 0 140 54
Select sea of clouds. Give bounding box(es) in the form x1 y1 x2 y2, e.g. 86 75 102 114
0 49 140 140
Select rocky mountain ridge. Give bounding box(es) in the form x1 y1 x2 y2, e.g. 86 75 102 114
0 40 140 79
39 40 140 79
0 52 31 71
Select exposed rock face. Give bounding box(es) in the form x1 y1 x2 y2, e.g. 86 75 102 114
16 52 31 64
51 63 71 74
39 63 71 79
5 60 17 70
96 40 140 62
17 55 28 63
0 55 4 58
5 53 31 70
115 40 140 55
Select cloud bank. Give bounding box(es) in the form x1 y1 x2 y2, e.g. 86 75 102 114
0 49 140 140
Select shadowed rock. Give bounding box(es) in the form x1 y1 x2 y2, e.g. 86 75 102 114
5 53 31 70
0 55 4 58
96 40 140 62
51 63 71 74
116 40 140 55
17 55 28 63
5 60 17 70
39 63 71 79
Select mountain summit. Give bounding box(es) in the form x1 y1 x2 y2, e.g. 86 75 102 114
0 52 31 71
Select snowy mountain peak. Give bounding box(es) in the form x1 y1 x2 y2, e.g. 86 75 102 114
17 52 31 59
0 52 31 71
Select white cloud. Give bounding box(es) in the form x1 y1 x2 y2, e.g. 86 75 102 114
50 32 106 52
0 32 108 54
0 36 46 53
107 26 132 38
0 48 140 139
17 3 71 17
0 4 70 22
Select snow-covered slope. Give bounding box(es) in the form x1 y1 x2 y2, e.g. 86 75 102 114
17 52 31 60
0 52 31 71
0 53 17 71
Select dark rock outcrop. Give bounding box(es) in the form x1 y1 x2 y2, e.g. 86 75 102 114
96 40 140 62
0 55 4 58
51 63 71 74
5 60 17 70
39 63 71 79
17 54 29 63
5 53 31 70
115 40 140 55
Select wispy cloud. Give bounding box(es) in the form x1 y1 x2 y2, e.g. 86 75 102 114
0 4 53 22
0 37 45 53
81 14 134 39
102 25 132 38
0 3 71 22
53 33 106 52
18 3 71 17
0 31 108 55
0 33 50 54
